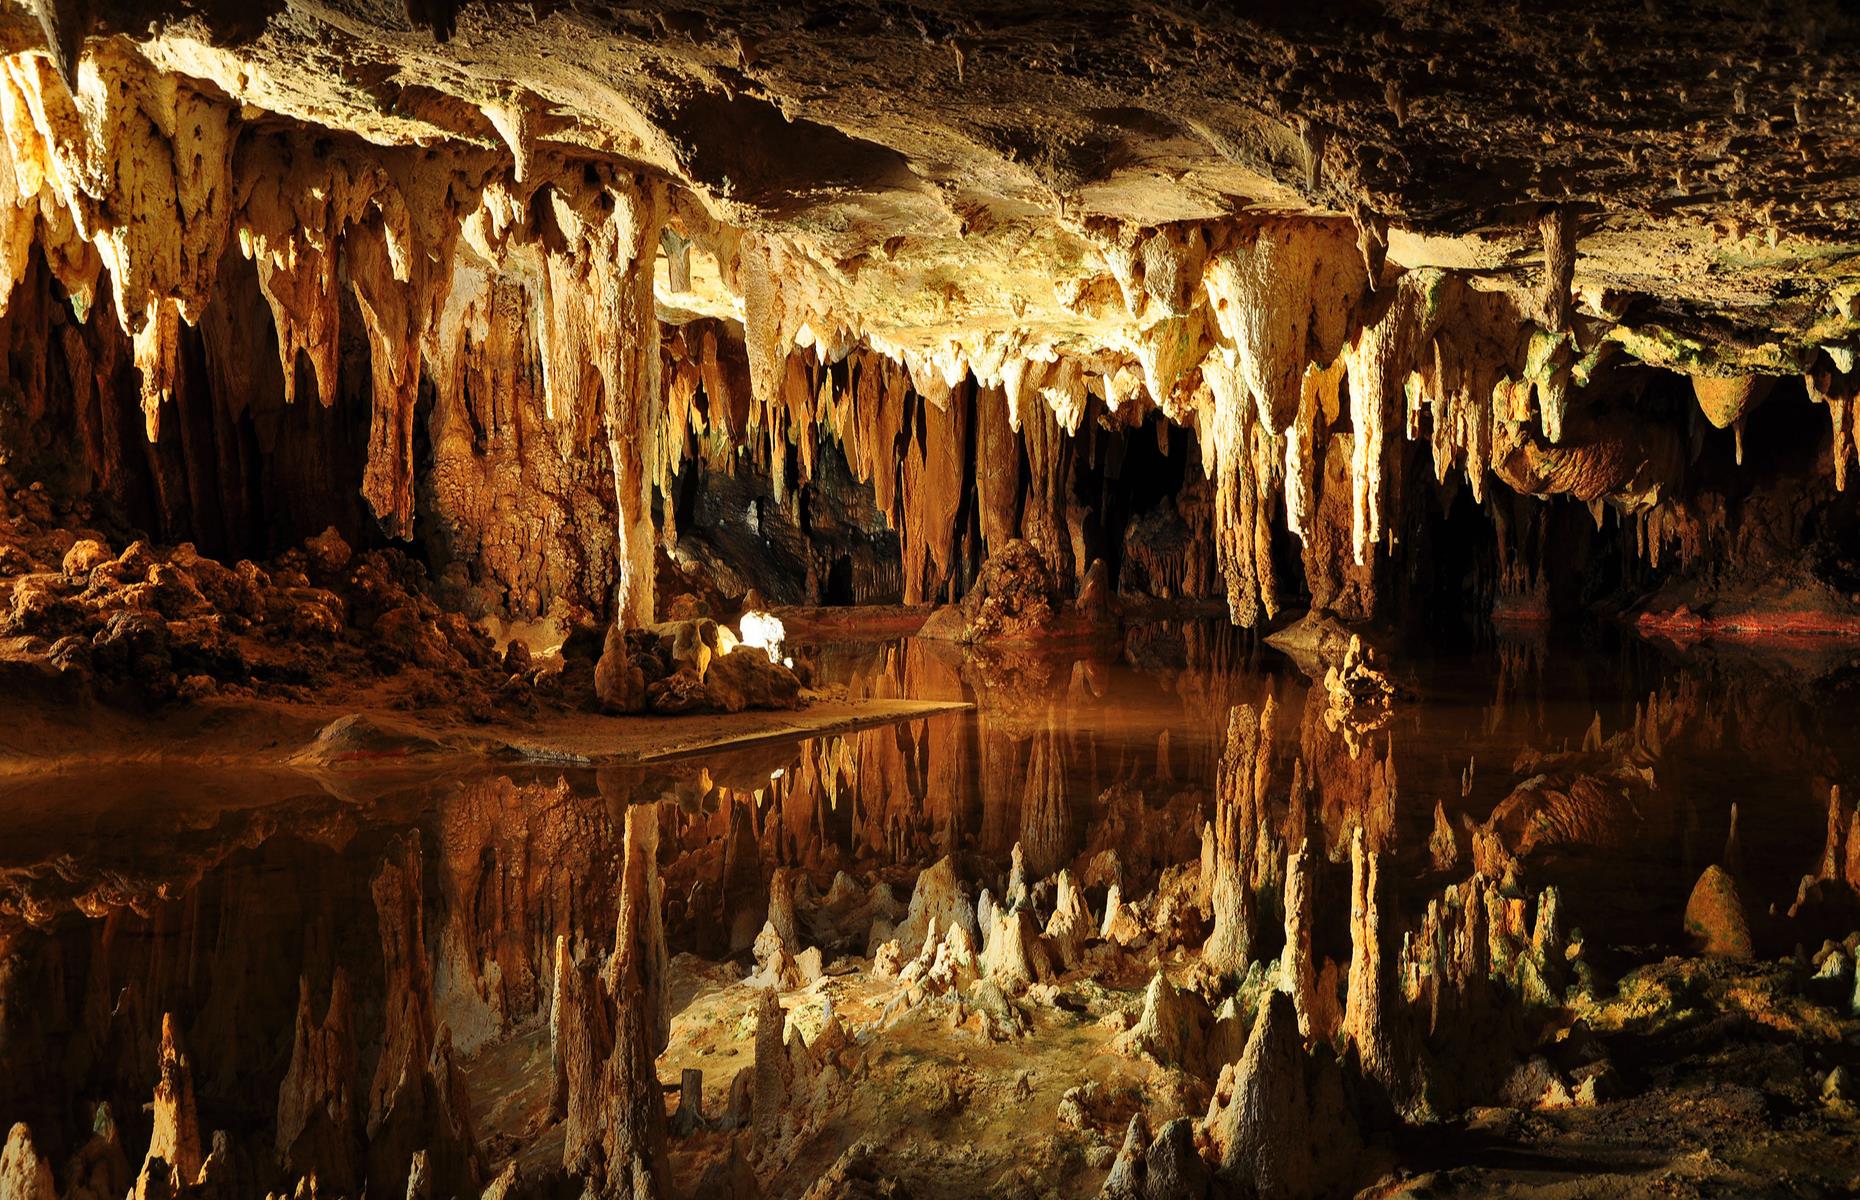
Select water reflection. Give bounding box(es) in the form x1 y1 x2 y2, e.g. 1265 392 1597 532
0 620 1853 1195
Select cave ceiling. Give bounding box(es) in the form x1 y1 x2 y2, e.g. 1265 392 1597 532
8 0 1860 368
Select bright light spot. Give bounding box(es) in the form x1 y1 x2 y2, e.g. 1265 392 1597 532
739 610 786 664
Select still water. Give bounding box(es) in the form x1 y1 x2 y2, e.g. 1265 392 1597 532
0 620 1847 1188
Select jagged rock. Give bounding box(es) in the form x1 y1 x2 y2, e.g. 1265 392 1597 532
303 526 353 577
1684 864 1754 959
964 976 1030 1040
1504 1056 1575 1109
704 645 803 711
1044 869 1093 968
893 856 979 957
1206 991 1361 1200
692 1146 761 1199
1115 971 1212 1076
751 920 803 991
194 1131 253 1200
61 537 109 579
478 1162 523 1199
1825 1065 1857 1107
1100 884 1143 946
958 540 1058 642
1 1124 55 1200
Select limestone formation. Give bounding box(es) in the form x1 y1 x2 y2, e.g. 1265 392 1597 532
1341 830 1389 1063
556 802 672 1198
277 971 360 1193
140 1014 204 1198
893 856 979 957
1684 865 1755 960
1204 702 1271 977
1115 972 1213 1077
1043 869 1094 969
981 907 1051 994
1280 847 1323 1041
7 10 1860 1200
1206 991 1361 1200
0 1124 54 1200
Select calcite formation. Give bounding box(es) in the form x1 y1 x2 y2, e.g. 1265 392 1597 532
8 5 1860 1200
0 4 1853 644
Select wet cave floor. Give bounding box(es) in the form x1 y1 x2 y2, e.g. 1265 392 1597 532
3 617 1860 1200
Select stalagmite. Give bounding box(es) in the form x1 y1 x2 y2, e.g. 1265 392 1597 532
894 856 979 956
277 970 359 1191
1044 869 1093 968
751 989 791 1148
1684 864 1754 960
1116 971 1212 1076
0 1124 55 1200
139 1014 204 1198
1206 991 1360 1200
982 907 1049 993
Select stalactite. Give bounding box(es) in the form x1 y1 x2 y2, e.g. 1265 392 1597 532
0 45 234 436
974 381 1021 552
1807 359 1859 492
1341 827 1393 1089
1342 277 1428 566
1205 698 1273 976
1202 220 1365 433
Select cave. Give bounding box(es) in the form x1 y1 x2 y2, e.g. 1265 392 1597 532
3 4 1860 1199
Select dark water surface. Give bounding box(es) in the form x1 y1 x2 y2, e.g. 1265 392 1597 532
0 620 1850 1179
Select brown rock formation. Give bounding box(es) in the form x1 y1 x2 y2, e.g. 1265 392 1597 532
276 970 360 1192
1341 828 1402 1101
1684 865 1755 960
1204 700 1272 977
558 801 673 1198
1279 846 1325 1042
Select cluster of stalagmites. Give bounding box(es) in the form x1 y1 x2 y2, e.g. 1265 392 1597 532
610 691 1606 1199
1 835 486 1200
0 38 1853 644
